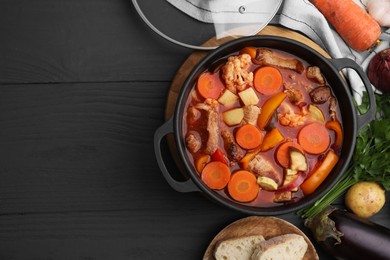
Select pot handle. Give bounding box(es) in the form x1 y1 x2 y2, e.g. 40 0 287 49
154 117 199 193
330 58 376 131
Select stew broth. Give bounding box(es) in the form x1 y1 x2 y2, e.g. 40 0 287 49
183 47 342 208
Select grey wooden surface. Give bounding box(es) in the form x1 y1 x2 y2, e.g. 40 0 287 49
0 1 388 259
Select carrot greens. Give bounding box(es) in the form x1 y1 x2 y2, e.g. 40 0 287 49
298 93 390 218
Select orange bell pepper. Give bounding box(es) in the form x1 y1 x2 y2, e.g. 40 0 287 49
257 92 287 130
300 150 339 195
325 120 343 150
260 128 285 152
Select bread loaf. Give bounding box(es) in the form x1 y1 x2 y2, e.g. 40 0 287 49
251 233 308 260
214 235 265 260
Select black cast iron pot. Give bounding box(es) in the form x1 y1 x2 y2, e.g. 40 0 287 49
154 36 376 215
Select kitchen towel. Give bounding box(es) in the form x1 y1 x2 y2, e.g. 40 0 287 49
166 0 283 39
167 0 390 103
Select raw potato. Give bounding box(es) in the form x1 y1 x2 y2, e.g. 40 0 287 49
345 182 386 218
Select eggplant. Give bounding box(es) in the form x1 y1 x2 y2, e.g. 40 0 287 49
305 207 390 260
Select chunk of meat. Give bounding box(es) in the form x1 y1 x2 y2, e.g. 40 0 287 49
278 110 306 127
187 106 201 125
285 84 304 105
221 130 244 162
203 99 220 155
309 86 331 104
253 48 304 74
248 154 282 184
274 191 292 203
185 134 201 153
306 66 325 84
329 96 337 120
243 105 261 125
221 54 253 93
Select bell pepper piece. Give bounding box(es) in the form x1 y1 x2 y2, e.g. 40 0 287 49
195 154 210 174
300 150 339 195
325 120 343 150
260 128 285 152
257 92 287 130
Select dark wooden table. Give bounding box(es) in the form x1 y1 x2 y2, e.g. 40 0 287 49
0 1 388 259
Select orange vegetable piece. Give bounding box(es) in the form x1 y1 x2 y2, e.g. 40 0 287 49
197 71 224 99
235 124 263 150
257 92 287 130
275 141 304 168
260 128 285 152
326 120 343 150
240 147 261 170
240 128 284 169
300 150 339 195
254 66 283 95
239 47 257 60
201 161 231 190
298 122 330 154
310 0 381 51
195 155 210 174
228 170 259 202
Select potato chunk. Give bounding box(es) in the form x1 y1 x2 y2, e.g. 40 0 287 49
222 108 244 126
218 89 239 107
239 87 259 106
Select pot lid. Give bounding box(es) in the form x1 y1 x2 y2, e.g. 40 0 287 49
132 0 283 50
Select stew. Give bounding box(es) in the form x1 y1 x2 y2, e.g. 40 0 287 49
183 47 343 207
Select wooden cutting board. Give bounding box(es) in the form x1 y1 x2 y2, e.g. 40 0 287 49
164 25 330 120
202 216 319 260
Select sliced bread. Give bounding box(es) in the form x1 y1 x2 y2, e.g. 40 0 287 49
214 235 266 260
251 234 308 260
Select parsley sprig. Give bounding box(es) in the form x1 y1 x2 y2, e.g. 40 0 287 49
299 93 390 218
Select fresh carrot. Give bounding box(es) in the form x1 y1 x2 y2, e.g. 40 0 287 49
197 71 224 99
228 170 259 202
254 66 283 95
239 47 257 60
300 150 339 195
195 154 210 174
201 161 231 190
257 92 287 130
235 124 263 149
325 120 343 150
310 0 381 51
260 128 285 152
298 122 330 154
275 141 304 168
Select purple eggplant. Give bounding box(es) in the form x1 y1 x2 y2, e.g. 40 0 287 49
305 207 390 260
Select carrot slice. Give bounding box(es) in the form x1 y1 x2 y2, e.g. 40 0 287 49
197 71 224 99
228 170 259 202
275 141 304 168
201 161 231 190
300 150 339 195
254 66 283 95
235 124 263 150
298 122 330 154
